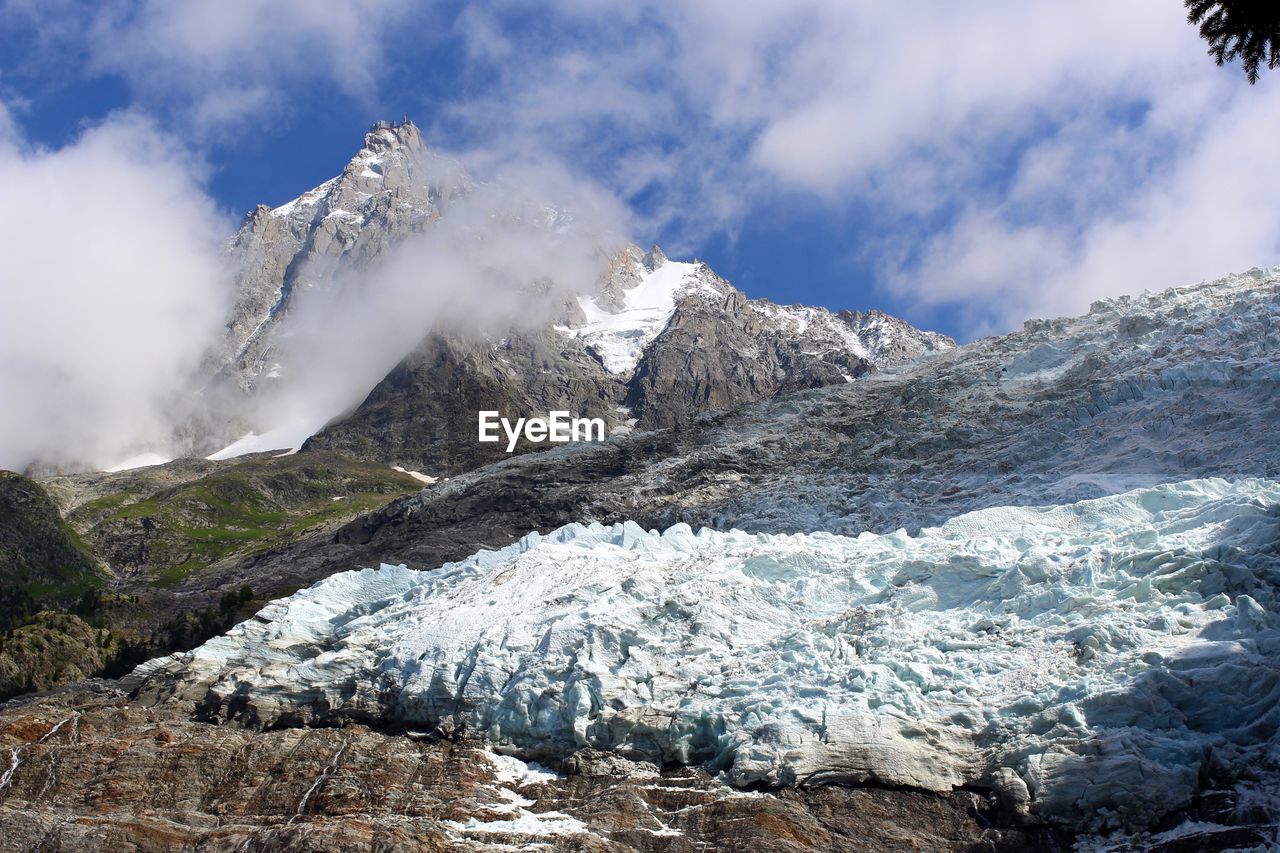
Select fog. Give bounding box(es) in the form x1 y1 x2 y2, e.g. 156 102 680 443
0 109 233 473
0 108 633 473
220 155 632 457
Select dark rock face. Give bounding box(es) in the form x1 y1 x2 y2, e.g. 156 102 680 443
303 329 628 476
0 686 1070 851
0 471 101 631
627 284 864 430
302 253 951 474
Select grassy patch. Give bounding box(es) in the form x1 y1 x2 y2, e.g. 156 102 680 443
0 471 104 630
79 453 422 587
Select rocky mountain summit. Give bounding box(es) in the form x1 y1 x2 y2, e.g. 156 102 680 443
220 120 472 390
209 121 952 474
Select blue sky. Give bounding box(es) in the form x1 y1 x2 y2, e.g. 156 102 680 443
3 0 1279 343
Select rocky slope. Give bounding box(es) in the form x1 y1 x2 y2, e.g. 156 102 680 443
4 267 1279 848
300 324 627 475
0 455 425 698
0 472 102 632
53 451 422 591
0 614 104 701
0 684 1066 851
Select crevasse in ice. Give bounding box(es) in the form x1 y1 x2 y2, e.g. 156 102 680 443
142 477 1280 831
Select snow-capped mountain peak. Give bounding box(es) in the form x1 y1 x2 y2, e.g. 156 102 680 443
559 246 953 380
208 123 952 468
219 119 474 389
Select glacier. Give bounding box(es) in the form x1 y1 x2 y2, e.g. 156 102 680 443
137 477 1280 832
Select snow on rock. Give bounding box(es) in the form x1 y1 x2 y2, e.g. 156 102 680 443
559 250 952 379
206 419 326 461
445 810 588 840
747 303 953 370
139 477 1280 832
391 465 438 485
103 452 173 473
562 259 716 374
438 750 583 844
485 751 561 787
269 177 338 220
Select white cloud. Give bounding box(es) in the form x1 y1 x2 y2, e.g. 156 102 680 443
226 151 633 454
5 0 1277 386
432 0 1280 336
0 106 232 472
79 0 417 134
890 74 1280 333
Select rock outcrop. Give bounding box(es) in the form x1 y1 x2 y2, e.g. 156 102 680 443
0 685 1069 851
0 613 103 701
220 120 470 390
625 262 951 429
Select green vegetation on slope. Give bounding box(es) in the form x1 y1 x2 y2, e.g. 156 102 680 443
0 452 425 702
0 612 107 702
71 452 423 587
0 471 104 632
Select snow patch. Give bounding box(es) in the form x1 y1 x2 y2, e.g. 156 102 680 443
486 751 560 787
270 177 338 219
103 452 173 473
207 421 320 461
446 810 588 838
391 465 437 485
564 259 712 374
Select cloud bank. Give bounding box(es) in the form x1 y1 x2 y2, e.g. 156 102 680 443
0 108 232 472
11 1 1276 337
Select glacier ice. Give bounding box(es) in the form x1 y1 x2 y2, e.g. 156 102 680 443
137 478 1280 831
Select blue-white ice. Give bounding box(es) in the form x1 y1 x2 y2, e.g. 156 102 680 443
146 478 1280 831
